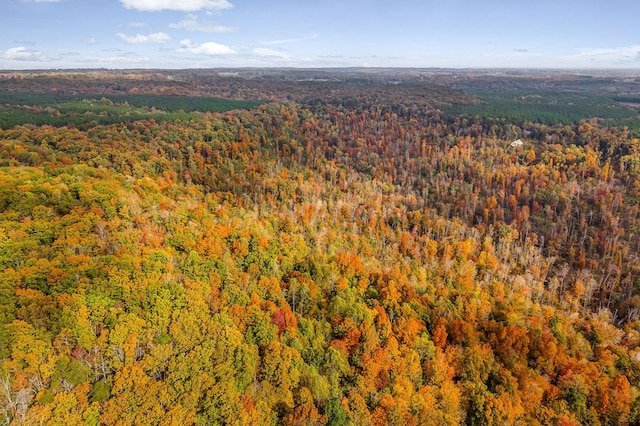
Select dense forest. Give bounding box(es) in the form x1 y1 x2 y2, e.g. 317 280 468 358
1 69 640 425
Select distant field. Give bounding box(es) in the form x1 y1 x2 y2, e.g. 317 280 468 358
444 89 640 130
0 91 262 129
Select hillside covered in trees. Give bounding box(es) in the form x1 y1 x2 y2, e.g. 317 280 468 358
1 69 640 425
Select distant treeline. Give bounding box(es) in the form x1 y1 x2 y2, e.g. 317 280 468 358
445 89 640 130
0 91 262 129
0 107 202 129
613 96 640 104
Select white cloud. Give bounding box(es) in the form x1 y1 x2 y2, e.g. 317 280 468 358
572 45 640 64
59 52 153 68
177 39 235 55
86 55 150 64
120 0 232 12
2 46 48 61
84 37 97 45
253 47 292 60
124 22 149 28
169 14 235 33
262 33 319 46
116 32 172 44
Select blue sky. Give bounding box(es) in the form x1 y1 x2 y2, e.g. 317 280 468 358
1 0 639 69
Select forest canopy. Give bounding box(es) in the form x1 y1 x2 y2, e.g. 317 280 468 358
1 69 640 425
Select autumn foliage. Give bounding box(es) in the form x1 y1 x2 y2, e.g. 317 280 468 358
1 71 640 425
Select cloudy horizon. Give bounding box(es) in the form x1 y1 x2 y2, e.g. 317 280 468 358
2 0 640 70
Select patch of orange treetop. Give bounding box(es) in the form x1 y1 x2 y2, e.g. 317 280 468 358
1 73 640 425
